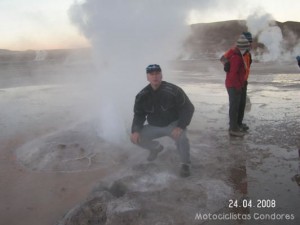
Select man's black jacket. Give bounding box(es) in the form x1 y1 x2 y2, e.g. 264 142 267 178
131 81 194 133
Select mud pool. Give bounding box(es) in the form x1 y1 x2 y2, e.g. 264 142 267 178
0 59 299 225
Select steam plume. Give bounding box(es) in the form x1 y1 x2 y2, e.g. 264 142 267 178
68 0 198 143
246 10 300 61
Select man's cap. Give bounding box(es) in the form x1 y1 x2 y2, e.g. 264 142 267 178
236 34 250 50
146 64 161 73
242 32 253 43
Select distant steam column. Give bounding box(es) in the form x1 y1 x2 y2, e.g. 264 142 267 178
34 50 48 61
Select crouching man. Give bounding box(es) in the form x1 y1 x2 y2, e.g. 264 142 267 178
130 64 195 177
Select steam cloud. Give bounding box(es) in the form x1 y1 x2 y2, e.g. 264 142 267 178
68 0 219 143
246 11 283 61
246 10 300 61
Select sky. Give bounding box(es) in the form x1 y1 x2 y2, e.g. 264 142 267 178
0 0 300 51
0 0 89 50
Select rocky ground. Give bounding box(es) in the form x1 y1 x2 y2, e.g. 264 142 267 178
0 58 299 225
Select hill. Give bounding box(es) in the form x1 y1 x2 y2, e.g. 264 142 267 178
1 20 300 62
184 20 300 59
0 48 92 64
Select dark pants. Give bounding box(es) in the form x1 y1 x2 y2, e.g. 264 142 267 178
138 121 191 164
227 88 241 131
238 81 248 126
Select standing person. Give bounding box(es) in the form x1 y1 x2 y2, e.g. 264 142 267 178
296 56 300 68
238 32 252 131
221 32 252 132
130 64 195 177
221 35 250 137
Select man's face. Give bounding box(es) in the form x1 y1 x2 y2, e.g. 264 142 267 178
248 43 252 51
147 71 162 87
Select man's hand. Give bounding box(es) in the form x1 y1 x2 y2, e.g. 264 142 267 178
130 132 140 144
171 127 183 140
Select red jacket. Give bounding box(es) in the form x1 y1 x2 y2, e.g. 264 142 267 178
225 48 246 90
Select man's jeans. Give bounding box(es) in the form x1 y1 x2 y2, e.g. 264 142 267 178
227 88 242 131
138 121 191 164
